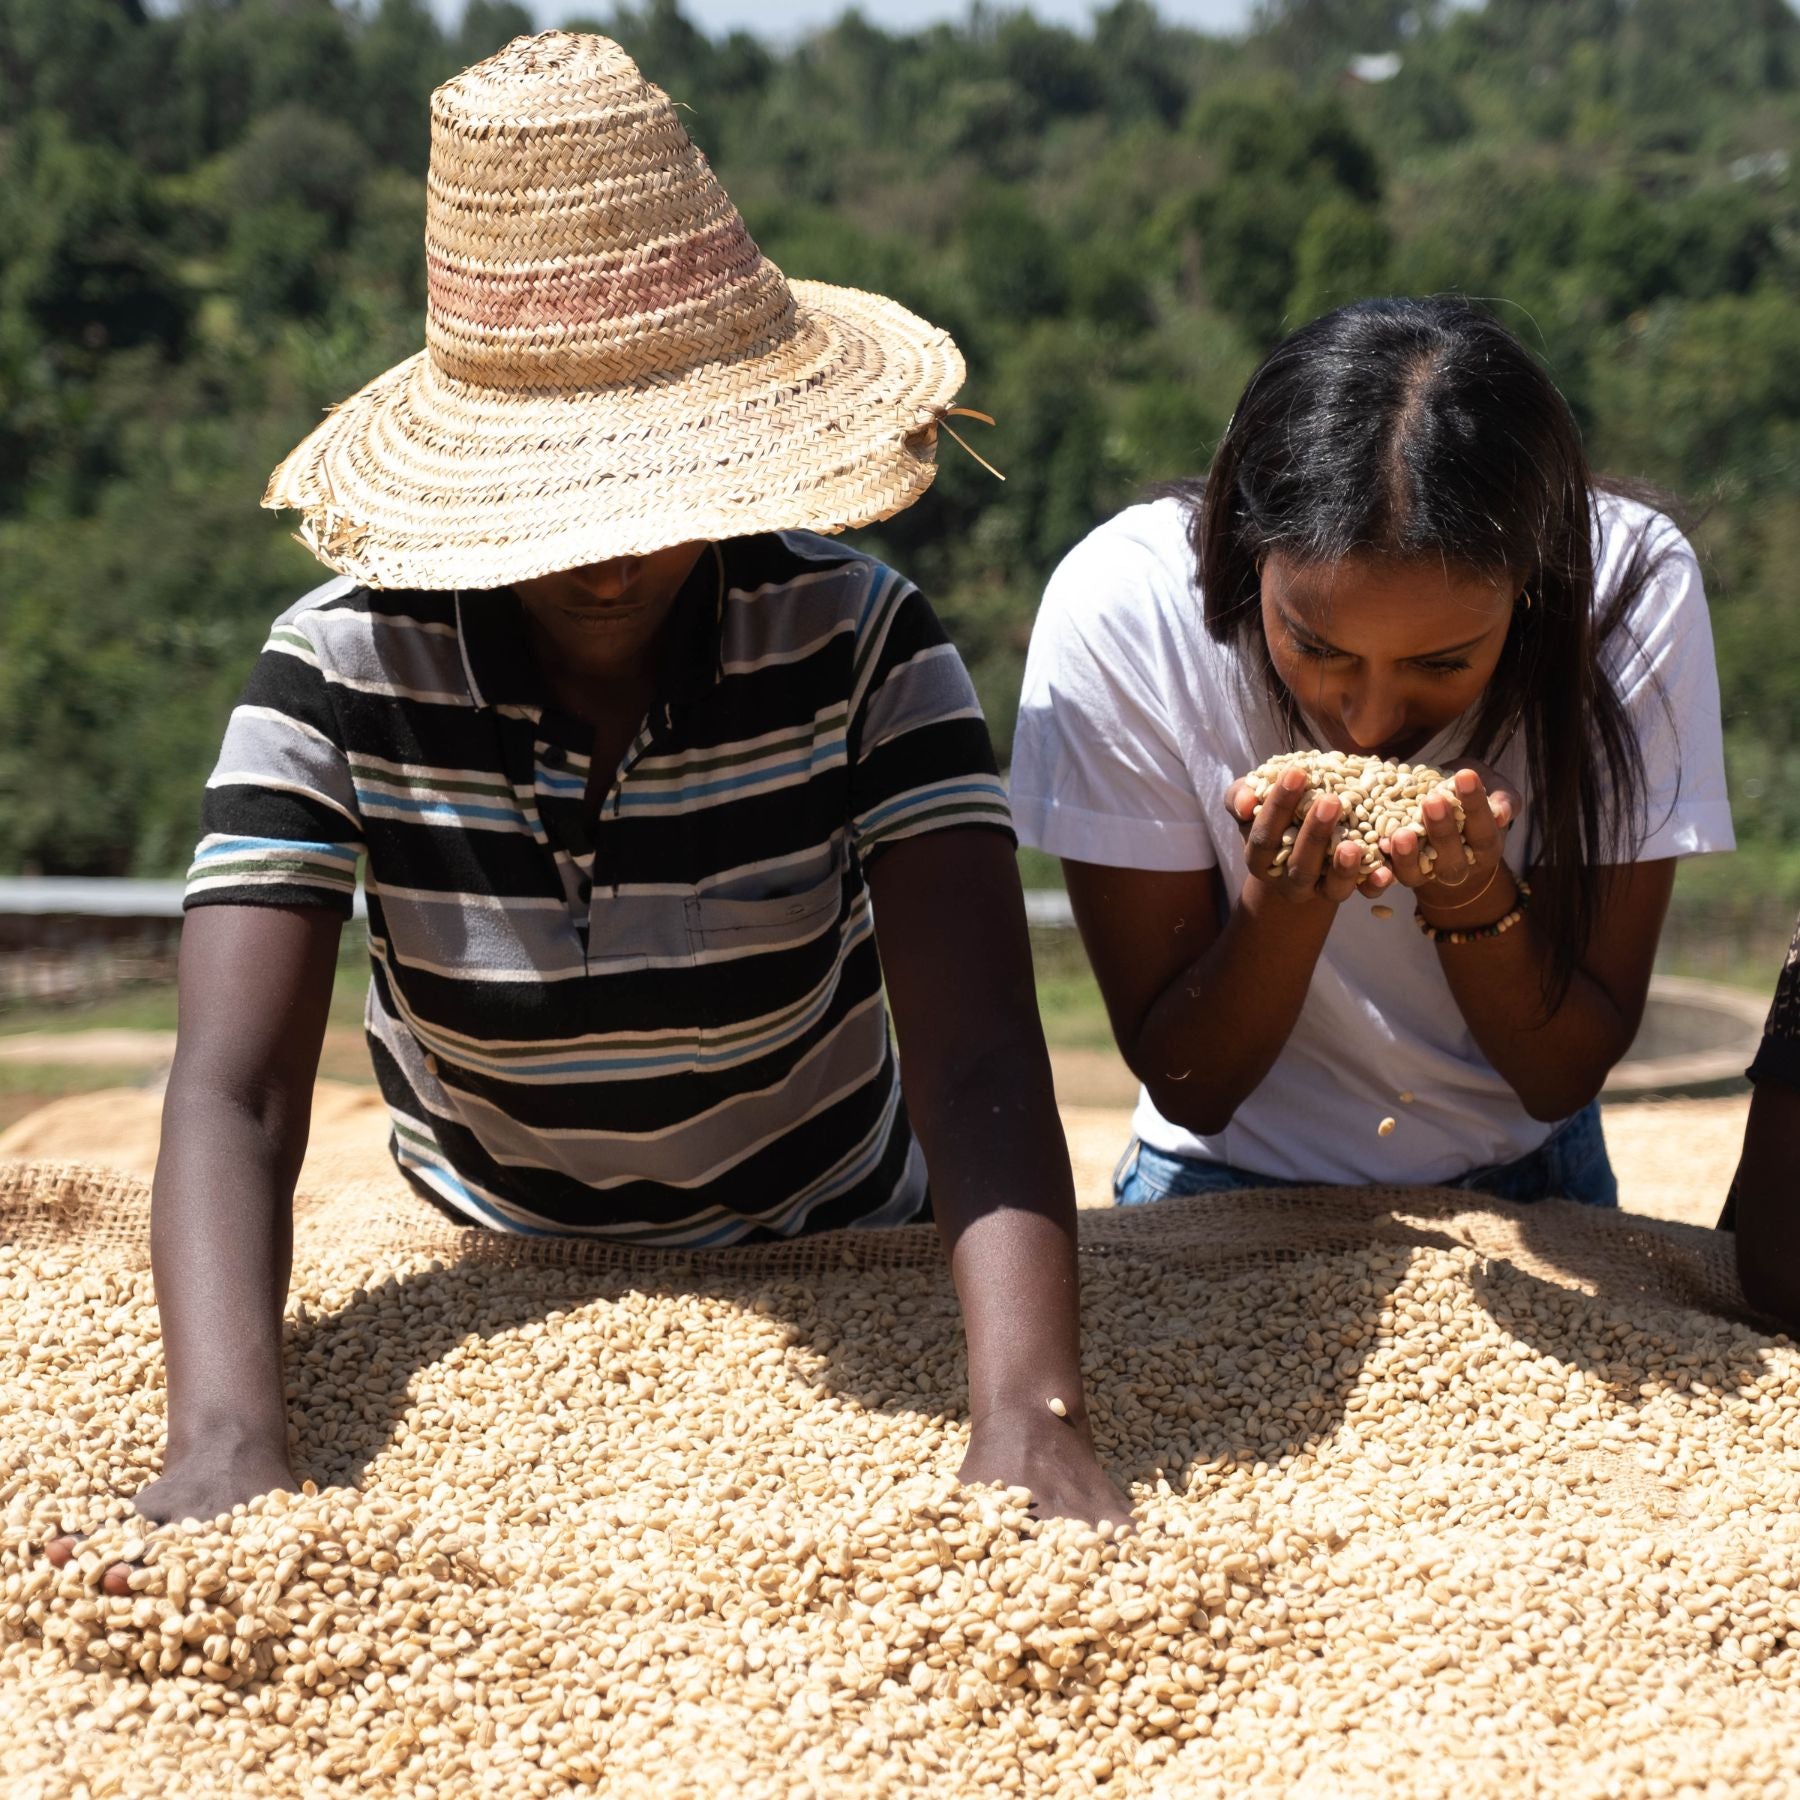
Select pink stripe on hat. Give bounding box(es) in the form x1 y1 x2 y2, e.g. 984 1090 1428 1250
427 218 762 334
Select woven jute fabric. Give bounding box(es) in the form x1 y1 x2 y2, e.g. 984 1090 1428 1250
262 32 967 591
0 1157 1753 1324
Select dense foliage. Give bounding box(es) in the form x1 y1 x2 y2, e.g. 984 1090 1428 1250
3 0 1797 887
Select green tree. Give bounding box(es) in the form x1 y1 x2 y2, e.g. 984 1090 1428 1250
1286 193 1391 325
1185 83 1382 341
456 2 536 66
229 106 372 240
227 200 333 323
3 0 1800 889
355 0 453 174
959 189 1071 330
0 113 189 357
1587 289 1800 497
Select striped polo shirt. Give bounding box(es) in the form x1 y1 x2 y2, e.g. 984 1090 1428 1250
184 532 1013 1243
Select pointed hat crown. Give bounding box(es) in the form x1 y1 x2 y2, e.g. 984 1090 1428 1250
263 32 966 590
424 33 795 390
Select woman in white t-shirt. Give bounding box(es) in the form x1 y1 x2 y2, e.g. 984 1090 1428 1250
1011 298 1733 1205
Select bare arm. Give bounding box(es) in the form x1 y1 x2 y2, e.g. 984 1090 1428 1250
1064 770 1383 1136
1423 861 1672 1119
1723 1081 1800 1333
1720 921 1800 1327
45 904 338 1580
1389 769 1673 1121
145 904 340 1516
868 827 1131 1525
1070 761 1668 1134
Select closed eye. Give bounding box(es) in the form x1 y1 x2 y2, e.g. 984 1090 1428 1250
1289 635 1343 661
1413 656 1472 674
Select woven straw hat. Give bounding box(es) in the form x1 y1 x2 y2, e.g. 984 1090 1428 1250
263 32 967 591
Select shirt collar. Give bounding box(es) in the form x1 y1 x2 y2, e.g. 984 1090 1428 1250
455 587 538 712
454 542 729 717
662 541 729 706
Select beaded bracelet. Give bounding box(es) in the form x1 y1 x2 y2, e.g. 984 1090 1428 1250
1415 880 1532 946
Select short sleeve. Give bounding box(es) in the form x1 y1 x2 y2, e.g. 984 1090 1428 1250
846 568 1012 860
1748 911 1800 1090
184 613 365 914
1601 515 1735 862
1009 528 1216 871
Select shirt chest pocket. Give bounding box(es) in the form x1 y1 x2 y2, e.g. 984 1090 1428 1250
685 868 847 1040
686 865 844 958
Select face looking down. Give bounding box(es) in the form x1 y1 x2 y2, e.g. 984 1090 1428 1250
1258 553 1521 763
513 540 707 668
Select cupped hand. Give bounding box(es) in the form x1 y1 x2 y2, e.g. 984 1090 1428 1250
1225 769 1395 907
960 1403 1133 1529
1381 762 1519 912
42 1446 297 1594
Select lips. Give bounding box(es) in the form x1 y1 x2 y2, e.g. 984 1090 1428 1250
556 570 652 616
558 599 650 626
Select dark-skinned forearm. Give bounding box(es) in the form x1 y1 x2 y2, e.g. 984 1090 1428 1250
1427 893 1632 1121
150 1074 307 1460
148 905 340 1474
1127 878 1337 1136
901 1035 1090 1423
1728 1082 1800 1334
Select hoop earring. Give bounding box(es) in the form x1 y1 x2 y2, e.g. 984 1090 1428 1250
1518 589 1534 611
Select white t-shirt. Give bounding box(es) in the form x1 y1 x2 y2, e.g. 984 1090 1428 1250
1010 493 1735 1184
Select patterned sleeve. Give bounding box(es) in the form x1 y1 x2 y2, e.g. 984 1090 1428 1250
846 565 1013 862
1748 909 1800 1090
183 607 365 915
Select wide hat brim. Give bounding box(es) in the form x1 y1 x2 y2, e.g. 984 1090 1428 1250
263 280 966 592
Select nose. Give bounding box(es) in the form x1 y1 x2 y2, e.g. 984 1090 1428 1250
1340 682 1407 753
572 558 639 598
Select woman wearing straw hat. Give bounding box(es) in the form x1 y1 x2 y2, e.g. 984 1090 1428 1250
65 33 1131 1545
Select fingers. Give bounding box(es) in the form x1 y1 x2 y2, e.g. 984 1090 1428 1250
1279 791 1338 888
1356 846 1397 897
1382 824 1430 889
1242 760 1515 903
1319 838 1366 906
1384 766 1517 892
1420 788 1473 887
1454 767 1510 857
1243 769 1417 906
1454 759 1518 823
1248 781 1397 906
1242 768 1307 874
42 1532 138 1594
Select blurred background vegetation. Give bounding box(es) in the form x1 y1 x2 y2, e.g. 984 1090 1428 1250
2 0 1797 980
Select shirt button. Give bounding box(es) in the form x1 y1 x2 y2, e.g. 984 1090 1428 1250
541 744 566 769
423 1053 440 1077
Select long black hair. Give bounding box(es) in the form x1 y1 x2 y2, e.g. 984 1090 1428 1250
1170 296 1664 1008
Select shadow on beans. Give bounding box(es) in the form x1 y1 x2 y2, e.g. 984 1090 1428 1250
273 1188 1775 1511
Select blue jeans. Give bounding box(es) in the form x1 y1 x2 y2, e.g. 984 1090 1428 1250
1113 1100 1619 1209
